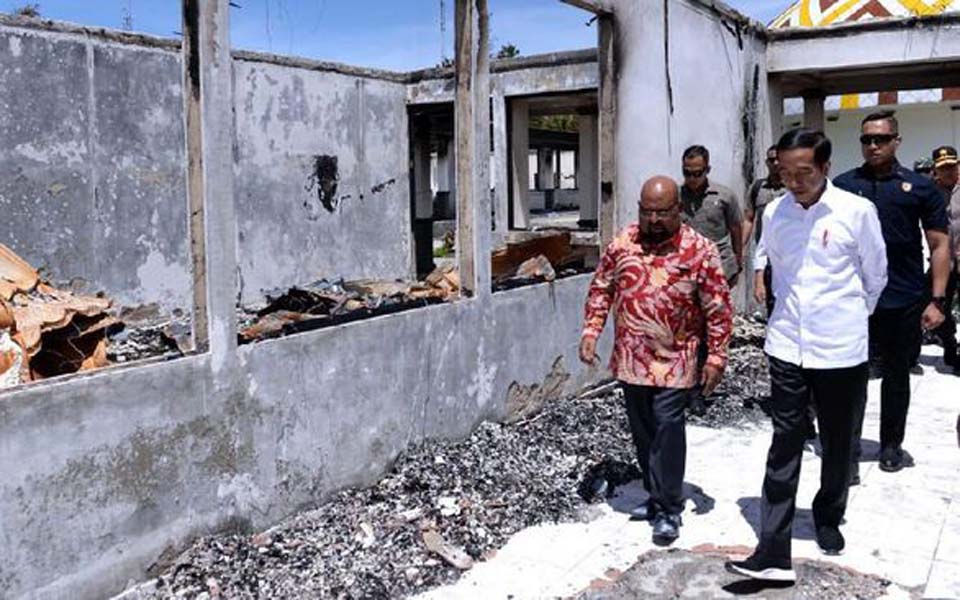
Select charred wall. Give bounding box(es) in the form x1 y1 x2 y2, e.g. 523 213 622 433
608 0 770 230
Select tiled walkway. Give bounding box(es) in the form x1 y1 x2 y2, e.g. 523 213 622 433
419 345 960 599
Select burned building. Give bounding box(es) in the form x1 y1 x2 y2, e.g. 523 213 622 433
1 1 959 598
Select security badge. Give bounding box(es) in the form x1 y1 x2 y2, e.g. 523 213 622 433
902 182 912 193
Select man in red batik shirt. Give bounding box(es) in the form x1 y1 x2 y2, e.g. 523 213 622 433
579 175 733 545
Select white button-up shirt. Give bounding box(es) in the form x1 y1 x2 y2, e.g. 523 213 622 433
754 180 888 369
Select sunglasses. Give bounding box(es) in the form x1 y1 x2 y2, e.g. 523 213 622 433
682 169 707 178
859 134 897 146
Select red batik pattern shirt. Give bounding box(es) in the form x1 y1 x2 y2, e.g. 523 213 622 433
582 223 733 388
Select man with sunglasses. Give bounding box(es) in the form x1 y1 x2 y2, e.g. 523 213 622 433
580 176 733 546
727 128 887 582
744 145 786 316
680 146 744 416
833 111 950 474
679 146 745 289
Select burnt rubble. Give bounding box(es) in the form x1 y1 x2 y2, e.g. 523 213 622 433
237 271 458 344
689 315 771 428
137 321 772 599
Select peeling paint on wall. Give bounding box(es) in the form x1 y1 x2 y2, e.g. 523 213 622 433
136 249 191 311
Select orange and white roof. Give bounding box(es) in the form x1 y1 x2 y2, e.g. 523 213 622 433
771 0 958 28
772 0 960 111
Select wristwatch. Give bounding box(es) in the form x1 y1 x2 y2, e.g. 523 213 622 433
930 296 948 314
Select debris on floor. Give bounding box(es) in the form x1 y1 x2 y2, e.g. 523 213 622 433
491 230 596 291
130 324 772 599
688 315 771 429
576 548 899 599
106 305 189 365
238 267 459 344
0 245 191 385
0 243 115 384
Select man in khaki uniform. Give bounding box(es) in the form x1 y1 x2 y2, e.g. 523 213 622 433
743 145 786 315
932 145 960 371
680 145 744 288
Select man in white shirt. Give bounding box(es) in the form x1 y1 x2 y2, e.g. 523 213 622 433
726 129 888 583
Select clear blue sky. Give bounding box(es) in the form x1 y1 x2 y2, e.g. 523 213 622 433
4 1 792 71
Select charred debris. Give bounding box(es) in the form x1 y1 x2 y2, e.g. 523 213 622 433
136 317 770 599
238 230 595 344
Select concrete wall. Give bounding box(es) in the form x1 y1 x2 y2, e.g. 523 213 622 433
0 274 608 600
605 0 770 230
0 20 417 312
0 23 191 313
766 16 960 76
234 58 414 304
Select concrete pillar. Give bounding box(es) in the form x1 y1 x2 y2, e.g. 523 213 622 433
538 148 555 190
510 99 530 229
446 137 457 200
768 75 785 141
803 92 825 132
183 0 238 367
454 0 491 297
413 136 433 219
598 15 617 247
578 113 599 225
491 85 509 240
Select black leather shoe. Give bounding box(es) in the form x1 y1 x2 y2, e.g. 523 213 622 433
725 552 796 582
652 513 681 545
879 447 905 472
629 501 658 521
816 525 845 555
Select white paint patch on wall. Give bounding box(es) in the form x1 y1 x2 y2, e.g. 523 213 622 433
14 140 87 165
136 248 191 310
8 35 21 57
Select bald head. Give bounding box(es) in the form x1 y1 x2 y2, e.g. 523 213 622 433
638 175 681 244
641 176 679 206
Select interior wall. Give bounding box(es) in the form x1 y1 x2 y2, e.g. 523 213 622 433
0 25 191 313
233 59 413 305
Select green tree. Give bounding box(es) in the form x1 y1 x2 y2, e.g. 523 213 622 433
13 3 41 17
495 43 520 59
530 114 579 133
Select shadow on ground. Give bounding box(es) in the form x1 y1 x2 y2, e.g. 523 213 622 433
604 480 716 516
737 497 816 542
573 548 899 599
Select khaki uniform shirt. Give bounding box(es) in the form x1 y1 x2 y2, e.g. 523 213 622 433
747 178 786 243
680 181 742 280
948 184 960 264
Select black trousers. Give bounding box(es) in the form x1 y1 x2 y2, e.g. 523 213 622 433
861 300 923 452
757 356 867 562
622 384 689 515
